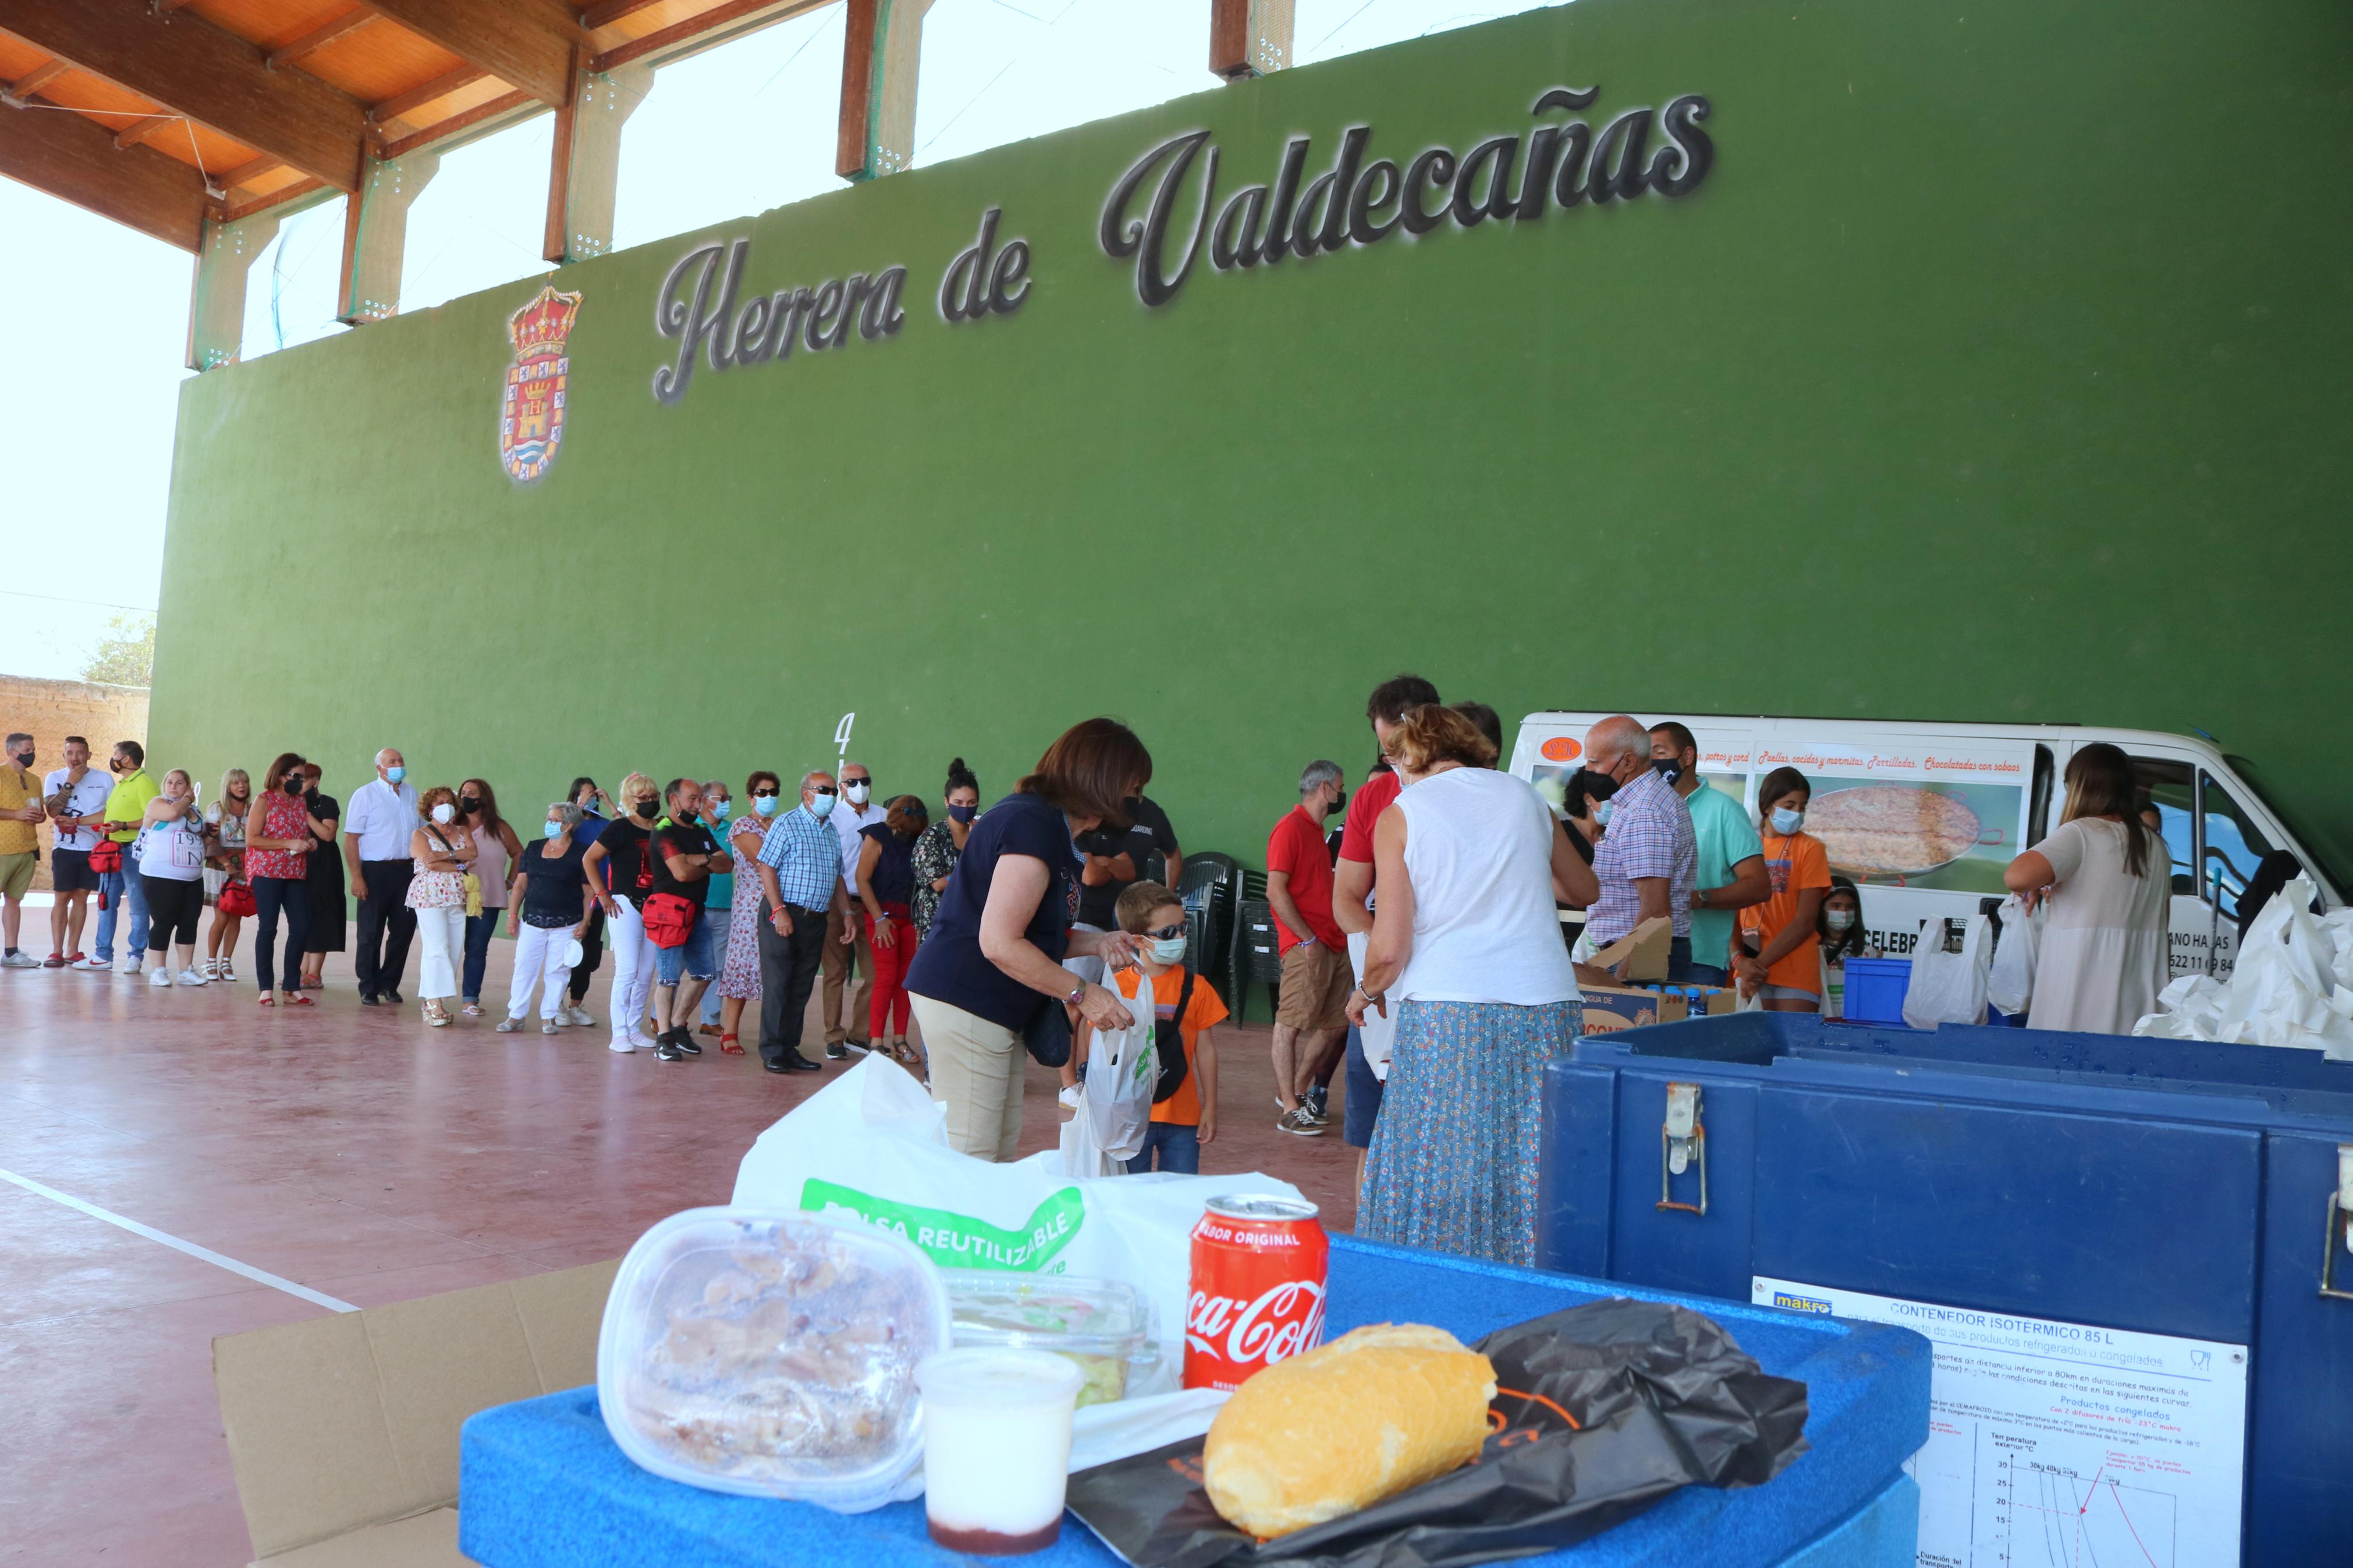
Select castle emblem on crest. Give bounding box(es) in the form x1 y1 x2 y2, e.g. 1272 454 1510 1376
500 285 583 483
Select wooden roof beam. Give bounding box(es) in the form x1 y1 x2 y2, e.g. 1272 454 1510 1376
368 65 487 128
359 0 587 106
1 57 68 106
268 8 379 72
0 91 206 249
218 154 283 193
0 0 368 189
581 0 668 29
112 113 180 152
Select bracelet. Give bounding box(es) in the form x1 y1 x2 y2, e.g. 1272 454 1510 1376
1066 983 1087 1006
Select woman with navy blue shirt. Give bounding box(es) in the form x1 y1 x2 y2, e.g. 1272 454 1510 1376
906 719 1151 1161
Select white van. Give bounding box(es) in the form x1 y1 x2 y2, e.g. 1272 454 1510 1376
1509 713 2345 982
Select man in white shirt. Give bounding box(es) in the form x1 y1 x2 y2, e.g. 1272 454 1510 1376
44 737 113 969
819 760 885 1059
343 747 421 1005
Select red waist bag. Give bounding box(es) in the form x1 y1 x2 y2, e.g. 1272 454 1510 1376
641 892 695 949
217 881 257 918
89 839 123 874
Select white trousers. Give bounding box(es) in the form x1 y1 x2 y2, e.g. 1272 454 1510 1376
507 923 576 1021
606 898 653 1046
413 904 467 1002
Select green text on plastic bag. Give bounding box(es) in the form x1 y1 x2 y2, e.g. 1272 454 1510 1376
798 1178 1085 1271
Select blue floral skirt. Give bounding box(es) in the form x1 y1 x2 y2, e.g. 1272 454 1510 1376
1358 997 1584 1267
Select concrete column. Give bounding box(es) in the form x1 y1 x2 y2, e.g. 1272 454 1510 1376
545 63 653 264
186 209 283 371
1211 0 1294 79
836 0 936 182
335 147 441 326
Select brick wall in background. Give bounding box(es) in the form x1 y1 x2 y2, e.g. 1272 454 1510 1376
1 675 151 893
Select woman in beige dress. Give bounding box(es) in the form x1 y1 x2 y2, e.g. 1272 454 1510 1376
2004 743 2169 1034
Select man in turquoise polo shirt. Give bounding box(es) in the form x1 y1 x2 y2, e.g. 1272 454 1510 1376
1651 722 1769 986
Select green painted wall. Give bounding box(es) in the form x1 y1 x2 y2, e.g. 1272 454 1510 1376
154 0 2353 873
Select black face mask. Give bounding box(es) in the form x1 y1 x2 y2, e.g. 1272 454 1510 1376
9 751 30 770
676 810 699 825
1651 758 1684 784
1073 827 1126 858
634 801 658 821
1328 790 1348 814
459 795 481 814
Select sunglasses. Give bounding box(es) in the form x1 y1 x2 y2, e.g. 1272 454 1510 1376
752 788 780 798
812 785 839 797
1141 922 1187 941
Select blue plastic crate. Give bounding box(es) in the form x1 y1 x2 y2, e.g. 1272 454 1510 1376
459 1236 1930 1568
1836 958 1910 1023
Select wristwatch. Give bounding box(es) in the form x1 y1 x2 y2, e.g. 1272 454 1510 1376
1065 983 1087 1006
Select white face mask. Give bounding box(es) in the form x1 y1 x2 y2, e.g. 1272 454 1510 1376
1825 910 1856 932
1148 935 1188 965
844 781 871 806
1770 806 1805 835
431 802 456 824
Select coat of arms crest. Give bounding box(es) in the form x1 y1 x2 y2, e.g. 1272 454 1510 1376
499 285 582 483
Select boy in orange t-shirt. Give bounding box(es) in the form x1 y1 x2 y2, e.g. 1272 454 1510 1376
1087 880 1226 1174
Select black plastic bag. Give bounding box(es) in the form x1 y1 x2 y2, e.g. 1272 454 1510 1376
1064 1298 1809 1568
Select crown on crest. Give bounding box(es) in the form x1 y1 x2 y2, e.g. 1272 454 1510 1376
509 286 583 354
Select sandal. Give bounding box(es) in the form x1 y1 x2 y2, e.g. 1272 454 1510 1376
461 1003 485 1017
283 992 315 1006
423 1002 450 1026
719 1033 744 1055
257 995 274 1007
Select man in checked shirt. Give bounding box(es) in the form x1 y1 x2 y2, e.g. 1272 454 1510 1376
1581 714 1699 982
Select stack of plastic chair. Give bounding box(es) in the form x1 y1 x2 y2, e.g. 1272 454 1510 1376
1176 853 1240 993
1234 898 1285 1023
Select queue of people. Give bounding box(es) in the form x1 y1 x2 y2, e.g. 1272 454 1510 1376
2 699 2180 1273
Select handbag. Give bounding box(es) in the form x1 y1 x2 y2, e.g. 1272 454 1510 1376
1024 994 1073 1068
1151 964 1195 1105
218 880 257 918
89 837 123 875
641 891 696 949
462 871 484 918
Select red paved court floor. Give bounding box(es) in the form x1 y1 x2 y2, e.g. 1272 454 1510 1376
0 922 1360 1566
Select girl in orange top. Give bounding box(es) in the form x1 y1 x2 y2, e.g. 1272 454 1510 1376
1735 767 1833 1012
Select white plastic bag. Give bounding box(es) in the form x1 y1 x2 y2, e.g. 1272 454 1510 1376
1347 931 1396 1081
1903 914 1991 1029
1079 968 1161 1166
731 1055 1308 1375
1985 894 2043 1017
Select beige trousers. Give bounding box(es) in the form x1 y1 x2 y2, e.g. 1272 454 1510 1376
821 899 874 1045
911 994 1023 1162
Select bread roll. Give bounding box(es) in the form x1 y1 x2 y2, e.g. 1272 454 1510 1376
1201 1324 1496 1538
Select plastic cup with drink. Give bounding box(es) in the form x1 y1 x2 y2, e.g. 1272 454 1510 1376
917 1348 1085 1554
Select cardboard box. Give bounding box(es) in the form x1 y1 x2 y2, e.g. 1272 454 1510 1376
213 1259 618 1568
1588 915 1673 982
1581 983 1737 1034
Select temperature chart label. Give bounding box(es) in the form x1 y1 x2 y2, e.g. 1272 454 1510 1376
1752 1279 2247 1568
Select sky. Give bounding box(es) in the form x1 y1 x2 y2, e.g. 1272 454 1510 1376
0 0 1554 682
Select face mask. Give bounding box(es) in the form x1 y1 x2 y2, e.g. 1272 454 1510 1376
634 800 659 820
709 799 730 822
546 820 568 839
808 792 836 820
1328 790 1348 814
1148 934 1188 965
459 795 481 815
753 794 781 817
10 751 30 769
1073 826 1126 858
1651 758 1684 784
677 809 700 825
1825 910 1856 932
844 781 871 806
1592 800 1616 827
1770 807 1805 835
431 803 456 824
385 766 406 784
947 803 978 824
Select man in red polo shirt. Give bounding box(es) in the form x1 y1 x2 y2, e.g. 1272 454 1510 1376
1266 759 1349 1136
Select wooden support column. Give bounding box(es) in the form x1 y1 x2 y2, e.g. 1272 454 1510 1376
186 209 285 370
335 147 441 324
835 0 935 182
1209 0 1294 80
543 58 649 264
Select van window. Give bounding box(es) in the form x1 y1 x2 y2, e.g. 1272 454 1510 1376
2130 758 2197 895
2199 771 2281 922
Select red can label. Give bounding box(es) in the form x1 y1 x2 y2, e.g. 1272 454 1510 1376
1184 1196 1329 1391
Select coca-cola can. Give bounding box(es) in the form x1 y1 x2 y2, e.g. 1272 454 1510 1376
1184 1194 1330 1391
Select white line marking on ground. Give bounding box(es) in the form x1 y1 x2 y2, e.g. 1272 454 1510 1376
0 1165 357 1313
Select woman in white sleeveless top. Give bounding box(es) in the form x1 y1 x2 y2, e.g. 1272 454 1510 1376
2004 743 2170 1033
1346 705 1600 1265
135 769 211 987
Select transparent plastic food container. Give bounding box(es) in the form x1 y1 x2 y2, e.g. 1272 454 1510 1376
942 1271 1157 1408
598 1208 951 1510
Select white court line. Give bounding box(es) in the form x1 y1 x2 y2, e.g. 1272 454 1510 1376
0 1165 357 1313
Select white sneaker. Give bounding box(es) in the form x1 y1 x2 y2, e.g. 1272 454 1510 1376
178 968 208 986
116 957 141 975
548 1010 569 1027
1057 1085 1081 1111
0 952 38 969
608 1036 635 1054
147 966 172 987
566 1005 595 1027
73 956 109 970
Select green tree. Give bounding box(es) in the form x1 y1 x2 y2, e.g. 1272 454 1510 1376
81 612 155 688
